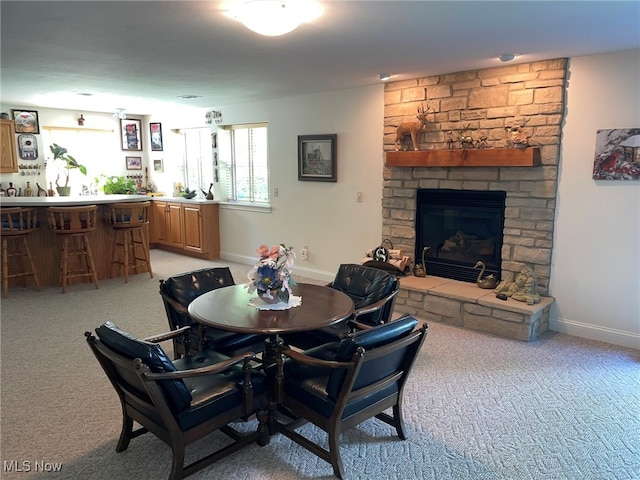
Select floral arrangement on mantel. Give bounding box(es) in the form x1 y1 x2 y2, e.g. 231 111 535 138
246 244 296 303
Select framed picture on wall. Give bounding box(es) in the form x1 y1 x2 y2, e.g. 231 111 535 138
150 122 163 151
153 159 164 172
120 118 142 151
126 156 142 170
298 134 337 182
11 109 40 134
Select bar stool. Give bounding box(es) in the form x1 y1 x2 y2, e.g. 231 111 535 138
1 207 41 298
47 205 100 293
104 201 153 283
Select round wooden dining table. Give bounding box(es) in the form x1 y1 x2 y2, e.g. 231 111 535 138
187 283 354 336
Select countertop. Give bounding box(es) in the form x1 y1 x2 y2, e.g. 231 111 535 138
0 195 219 207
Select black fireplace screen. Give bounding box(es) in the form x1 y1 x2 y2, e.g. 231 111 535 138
415 189 506 283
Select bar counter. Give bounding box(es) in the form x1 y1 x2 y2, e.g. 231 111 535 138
1 195 151 288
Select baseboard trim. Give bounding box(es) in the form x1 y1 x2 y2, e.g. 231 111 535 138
550 317 640 349
219 252 335 283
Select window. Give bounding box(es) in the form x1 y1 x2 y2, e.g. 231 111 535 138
219 123 269 204
180 127 214 192
42 127 118 193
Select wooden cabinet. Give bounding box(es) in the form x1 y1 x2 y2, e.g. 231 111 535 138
150 200 219 259
0 119 18 173
150 201 183 247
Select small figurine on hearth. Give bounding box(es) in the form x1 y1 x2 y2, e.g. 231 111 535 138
494 266 540 305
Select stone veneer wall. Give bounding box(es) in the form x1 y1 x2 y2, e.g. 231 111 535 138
382 58 568 294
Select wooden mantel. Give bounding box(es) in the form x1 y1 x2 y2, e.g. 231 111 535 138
385 147 541 167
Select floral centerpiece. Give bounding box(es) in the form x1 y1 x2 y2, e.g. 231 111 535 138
246 244 296 303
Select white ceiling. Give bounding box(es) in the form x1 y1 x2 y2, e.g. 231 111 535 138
1 1 639 115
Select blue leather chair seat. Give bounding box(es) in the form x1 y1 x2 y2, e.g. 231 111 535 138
282 316 418 415
95 321 267 430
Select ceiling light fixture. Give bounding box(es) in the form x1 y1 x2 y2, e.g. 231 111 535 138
378 73 392 81
498 53 517 62
113 108 126 120
229 0 324 37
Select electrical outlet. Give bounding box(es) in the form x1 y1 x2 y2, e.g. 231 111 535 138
273 187 279 197
300 245 308 260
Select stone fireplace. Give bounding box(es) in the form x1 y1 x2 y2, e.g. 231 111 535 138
381 58 567 340
416 188 506 283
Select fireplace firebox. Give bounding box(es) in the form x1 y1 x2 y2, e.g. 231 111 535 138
415 189 506 283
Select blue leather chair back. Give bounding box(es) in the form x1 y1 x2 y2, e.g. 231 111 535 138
327 315 418 398
330 263 399 325
164 267 235 306
95 322 192 413
161 267 235 329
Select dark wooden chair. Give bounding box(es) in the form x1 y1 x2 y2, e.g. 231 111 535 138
159 267 267 359
86 321 270 480
275 315 428 479
283 263 400 350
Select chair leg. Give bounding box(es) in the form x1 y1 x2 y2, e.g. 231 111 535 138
138 227 153 278
169 444 186 480
328 426 345 480
256 408 270 446
60 236 69 293
116 414 135 452
83 235 100 289
392 403 406 439
109 229 118 279
2 238 9 299
21 236 40 291
123 230 130 283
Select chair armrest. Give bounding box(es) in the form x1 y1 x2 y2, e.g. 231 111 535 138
279 346 353 370
143 326 192 344
352 288 399 320
346 319 375 331
141 352 258 380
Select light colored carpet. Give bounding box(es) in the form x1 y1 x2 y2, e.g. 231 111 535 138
1 250 639 479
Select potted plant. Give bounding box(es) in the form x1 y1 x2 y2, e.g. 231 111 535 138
49 143 87 196
101 175 137 194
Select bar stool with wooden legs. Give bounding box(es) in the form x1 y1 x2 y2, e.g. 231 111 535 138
47 205 100 293
1 207 41 298
104 201 153 283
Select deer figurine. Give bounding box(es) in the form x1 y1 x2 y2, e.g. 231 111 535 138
458 123 475 149
395 104 431 151
505 118 530 147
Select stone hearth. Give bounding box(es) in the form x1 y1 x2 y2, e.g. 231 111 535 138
381 58 566 340
396 275 554 341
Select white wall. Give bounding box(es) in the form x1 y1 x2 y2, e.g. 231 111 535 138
216 84 384 282
550 49 640 348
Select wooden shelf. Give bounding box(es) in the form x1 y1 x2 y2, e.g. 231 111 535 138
385 147 541 167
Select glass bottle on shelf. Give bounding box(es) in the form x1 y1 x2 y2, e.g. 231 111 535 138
6 182 17 197
24 181 34 197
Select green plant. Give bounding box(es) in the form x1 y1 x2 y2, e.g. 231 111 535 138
49 143 87 187
102 176 137 194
